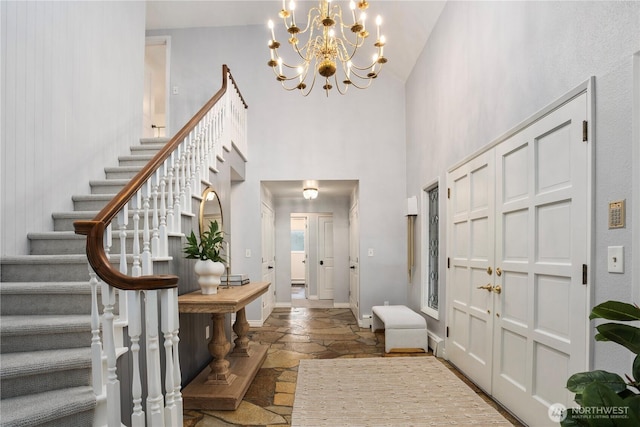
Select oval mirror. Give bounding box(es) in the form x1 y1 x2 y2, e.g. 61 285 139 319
199 187 223 237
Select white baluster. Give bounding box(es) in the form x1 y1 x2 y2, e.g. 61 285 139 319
183 137 192 213
117 207 129 276
142 181 152 275
175 145 184 227
166 152 176 234
159 163 168 257
151 171 160 258
132 192 142 278
161 289 178 426
128 290 145 427
145 290 165 426
102 281 121 427
88 265 103 396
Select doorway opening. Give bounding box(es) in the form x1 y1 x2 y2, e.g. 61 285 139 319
143 36 170 138
290 213 334 308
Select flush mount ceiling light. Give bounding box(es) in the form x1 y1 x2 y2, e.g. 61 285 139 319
303 187 319 199
267 0 388 96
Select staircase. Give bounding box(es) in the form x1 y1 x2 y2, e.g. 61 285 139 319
0 138 168 427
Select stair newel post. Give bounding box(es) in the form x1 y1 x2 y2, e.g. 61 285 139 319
88 265 104 396
117 206 129 275
102 281 121 427
159 165 169 257
161 289 179 426
132 192 142 278
145 290 166 426
128 290 145 427
151 170 161 259
142 181 153 276
171 294 183 420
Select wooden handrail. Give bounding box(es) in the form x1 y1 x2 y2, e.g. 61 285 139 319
75 65 245 291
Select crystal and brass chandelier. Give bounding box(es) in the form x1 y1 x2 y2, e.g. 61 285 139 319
267 0 388 96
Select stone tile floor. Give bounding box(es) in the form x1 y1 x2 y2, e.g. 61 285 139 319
183 307 523 426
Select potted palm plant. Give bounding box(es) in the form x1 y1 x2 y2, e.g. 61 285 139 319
184 220 226 294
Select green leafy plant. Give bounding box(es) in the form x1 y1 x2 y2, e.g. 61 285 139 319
183 220 225 263
562 300 640 426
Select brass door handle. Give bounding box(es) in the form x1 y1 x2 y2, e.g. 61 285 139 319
477 284 493 291
496 267 502 277
487 266 492 275
493 285 502 294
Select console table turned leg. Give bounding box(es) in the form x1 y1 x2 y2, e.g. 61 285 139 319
232 308 251 357
206 313 237 385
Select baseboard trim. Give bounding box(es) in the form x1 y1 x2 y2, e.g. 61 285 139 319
428 332 444 358
248 320 264 328
333 302 350 308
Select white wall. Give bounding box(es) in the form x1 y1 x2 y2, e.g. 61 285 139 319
149 24 408 323
405 1 640 372
1 1 146 255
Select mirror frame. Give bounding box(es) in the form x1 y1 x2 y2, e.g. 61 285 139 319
199 187 223 237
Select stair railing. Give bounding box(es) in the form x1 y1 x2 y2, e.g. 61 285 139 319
74 65 247 427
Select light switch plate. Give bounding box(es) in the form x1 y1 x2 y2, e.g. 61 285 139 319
608 246 624 273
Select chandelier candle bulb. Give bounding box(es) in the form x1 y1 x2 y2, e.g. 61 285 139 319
268 20 276 40
350 1 356 23
290 1 296 26
376 15 381 39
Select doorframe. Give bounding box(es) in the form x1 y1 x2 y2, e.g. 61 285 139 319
445 77 595 367
144 35 171 137
633 52 640 304
317 214 334 300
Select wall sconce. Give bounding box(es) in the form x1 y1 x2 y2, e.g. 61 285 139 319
407 196 418 282
303 187 318 200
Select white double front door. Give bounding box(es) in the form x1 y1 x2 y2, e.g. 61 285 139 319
446 92 590 426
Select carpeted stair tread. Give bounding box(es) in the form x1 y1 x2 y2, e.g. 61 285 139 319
0 281 91 294
0 386 95 426
1 254 88 264
1 315 91 336
27 231 85 239
1 347 91 379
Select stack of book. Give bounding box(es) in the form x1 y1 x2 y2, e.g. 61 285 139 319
221 274 250 286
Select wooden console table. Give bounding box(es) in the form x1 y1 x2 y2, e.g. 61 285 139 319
178 281 270 410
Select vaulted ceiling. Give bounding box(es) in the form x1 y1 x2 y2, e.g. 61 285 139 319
145 1 446 197
146 1 446 83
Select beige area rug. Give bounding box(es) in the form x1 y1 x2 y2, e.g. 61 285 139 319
291 357 512 426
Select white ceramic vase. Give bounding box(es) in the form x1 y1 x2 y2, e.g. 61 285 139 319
194 259 226 295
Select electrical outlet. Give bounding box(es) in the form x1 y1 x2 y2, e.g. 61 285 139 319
245 249 251 257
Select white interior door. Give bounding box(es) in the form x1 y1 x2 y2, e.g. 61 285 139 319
446 151 495 392
261 203 275 320
446 91 590 426
492 93 589 426
290 216 307 286
318 215 334 300
349 204 360 321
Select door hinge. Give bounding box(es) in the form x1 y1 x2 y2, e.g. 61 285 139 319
583 120 588 142
446 326 449 338
582 264 588 285
447 188 451 199
447 257 450 268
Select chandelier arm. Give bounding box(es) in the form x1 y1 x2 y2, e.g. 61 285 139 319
344 76 374 90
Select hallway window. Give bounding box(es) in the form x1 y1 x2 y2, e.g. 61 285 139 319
422 183 439 318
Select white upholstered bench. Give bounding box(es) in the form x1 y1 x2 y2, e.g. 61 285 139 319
372 305 428 353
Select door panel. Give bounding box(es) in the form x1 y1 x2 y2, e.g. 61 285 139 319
447 91 589 426
349 204 360 320
261 203 275 321
492 93 588 426
446 151 494 392
318 215 334 300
